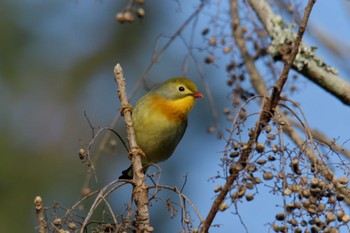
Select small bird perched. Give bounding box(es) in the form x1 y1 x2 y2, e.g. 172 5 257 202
119 77 203 179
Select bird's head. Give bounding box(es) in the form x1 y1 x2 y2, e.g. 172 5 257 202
151 77 203 121
154 77 203 100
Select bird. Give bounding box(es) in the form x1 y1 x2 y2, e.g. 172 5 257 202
119 77 203 179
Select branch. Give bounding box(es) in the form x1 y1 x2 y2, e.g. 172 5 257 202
200 0 316 232
247 0 350 106
114 64 153 233
256 0 315 136
246 0 350 205
34 196 47 233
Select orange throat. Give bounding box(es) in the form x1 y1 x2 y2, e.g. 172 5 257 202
151 94 195 123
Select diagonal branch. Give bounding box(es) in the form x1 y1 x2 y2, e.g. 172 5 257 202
255 0 315 137
200 0 316 232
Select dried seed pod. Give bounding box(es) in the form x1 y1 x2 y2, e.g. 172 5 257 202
229 152 239 158
246 182 254 190
284 188 292 195
291 159 302 175
302 200 310 208
309 219 316 226
256 159 267 165
336 194 345 201
237 185 246 197
317 203 325 212
278 172 285 179
231 192 238 200
310 187 321 196
265 124 272 133
247 164 257 172
307 205 317 215
235 163 244 171
227 79 233 86
342 214 350 223
79 148 85 160
241 142 249 150
272 144 278 153
223 47 232 54
254 177 261 184
135 0 145 4
219 202 229 211
239 111 247 121
326 171 334 181
204 56 215 64
300 220 307 227
267 133 276 140
310 178 319 187
136 8 145 18
294 228 302 233
318 180 326 189
58 230 69 233
302 189 311 198
311 226 320 233
208 37 217 46
323 228 338 233
326 212 336 222
275 213 286 221
263 172 273 180
272 224 285 233
214 185 222 193
207 126 215 134
232 141 239 150
294 202 302 209
309 196 317 205
201 28 209 36
290 184 302 192
338 176 349 185
53 218 63 227
255 143 265 153
289 218 298 226
223 107 231 115
68 222 77 230
267 155 276 161
245 194 254 201
124 11 135 22
116 12 126 23
246 173 254 181
328 195 336 204
286 203 296 211
337 211 345 221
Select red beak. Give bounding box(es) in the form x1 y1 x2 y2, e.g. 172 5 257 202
193 92 204 98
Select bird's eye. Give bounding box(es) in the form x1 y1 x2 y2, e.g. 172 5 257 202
178 86 185 92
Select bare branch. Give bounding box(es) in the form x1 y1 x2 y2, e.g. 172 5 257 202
247 0 350 106
200 1 316 232
114 64 153 233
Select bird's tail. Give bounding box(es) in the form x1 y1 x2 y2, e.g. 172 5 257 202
119 165 133 179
